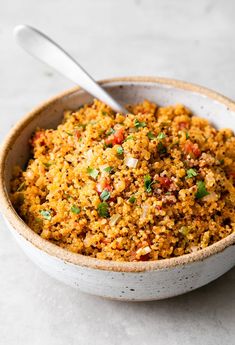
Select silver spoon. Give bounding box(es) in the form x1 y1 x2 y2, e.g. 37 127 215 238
14 25 126 113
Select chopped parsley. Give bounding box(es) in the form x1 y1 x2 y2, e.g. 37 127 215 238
97 202 110 218
87 167 99 180
106 128 115 136
16 182 25 192
125 135 134 141
71 205 81 214
220 159 224 165
102 110 107 116
65 131 73 136
39 210 52 221
128 195 136 204
186 168 197 178
104 166 113 173
195 181 209 199
134 119 146 128
147 131 156 140
43 162 52 168
100 190 111 201
117 146 124 155
76 124 86 129
186 132 190 139
157 142 167 155
144 175 154 193
157 132 166 140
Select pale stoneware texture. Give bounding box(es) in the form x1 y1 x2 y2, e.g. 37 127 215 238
1 0 235 344
1 79 235 301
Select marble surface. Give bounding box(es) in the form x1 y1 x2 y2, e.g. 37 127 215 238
0 0 235 344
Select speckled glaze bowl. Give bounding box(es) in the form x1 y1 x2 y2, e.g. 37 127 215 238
1 77 235 301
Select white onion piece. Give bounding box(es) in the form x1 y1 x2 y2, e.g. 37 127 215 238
125 157 138 168
136 246 151 256
141 205 149 219
109 213 121 226
85 149 93 163
190 246 199 253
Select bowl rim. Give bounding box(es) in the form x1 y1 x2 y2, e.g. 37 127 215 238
1 76 235 272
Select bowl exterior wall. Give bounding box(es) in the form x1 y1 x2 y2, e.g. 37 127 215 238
5 219 235 301
2 78 235 300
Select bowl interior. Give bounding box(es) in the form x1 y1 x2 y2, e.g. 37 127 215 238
4 79 235 193
1 77 235 271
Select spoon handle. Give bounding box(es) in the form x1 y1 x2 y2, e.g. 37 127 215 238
14 25 126 113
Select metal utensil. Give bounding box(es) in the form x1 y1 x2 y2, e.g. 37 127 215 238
14 25 126 113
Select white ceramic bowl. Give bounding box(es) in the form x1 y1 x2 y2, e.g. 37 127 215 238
1 77 235 301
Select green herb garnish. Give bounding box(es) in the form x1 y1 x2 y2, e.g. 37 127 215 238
106 128 115 136
157 132 166 140
147 131 156 140
220 159 224 165
100 190 111 201
134 119 146 128
125 135 134 141
76 124 86 129
195 181 209 199
71 205 81 214
186 132 190 139
39 210 52 221
186 168 197 178
129 195 136 204
87 167 99 180
104 166 113 173
157 142 167 155
43 162 52 168
16 182 25 192
97 202 110 218
65 131 73 136
117 146 124 155
102 110 107 116
144 175 154 193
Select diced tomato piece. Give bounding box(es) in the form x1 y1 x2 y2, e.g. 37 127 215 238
105 128 125 146
184 140 201 158
178 122 189 129
114 128 125 144
96 177 112 194
31 131 45 146
229 171 235 179
139 253 150 261
74 130 81 140
157 176 171 189
101 238 111 245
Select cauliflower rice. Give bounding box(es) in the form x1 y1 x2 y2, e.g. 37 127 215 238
10 100 235 261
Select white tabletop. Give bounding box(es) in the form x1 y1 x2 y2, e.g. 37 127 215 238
1 1 235 344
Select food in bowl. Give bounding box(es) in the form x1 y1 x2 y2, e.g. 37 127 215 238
10 99 235 262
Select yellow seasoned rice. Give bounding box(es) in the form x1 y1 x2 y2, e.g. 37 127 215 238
10 100 235 261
